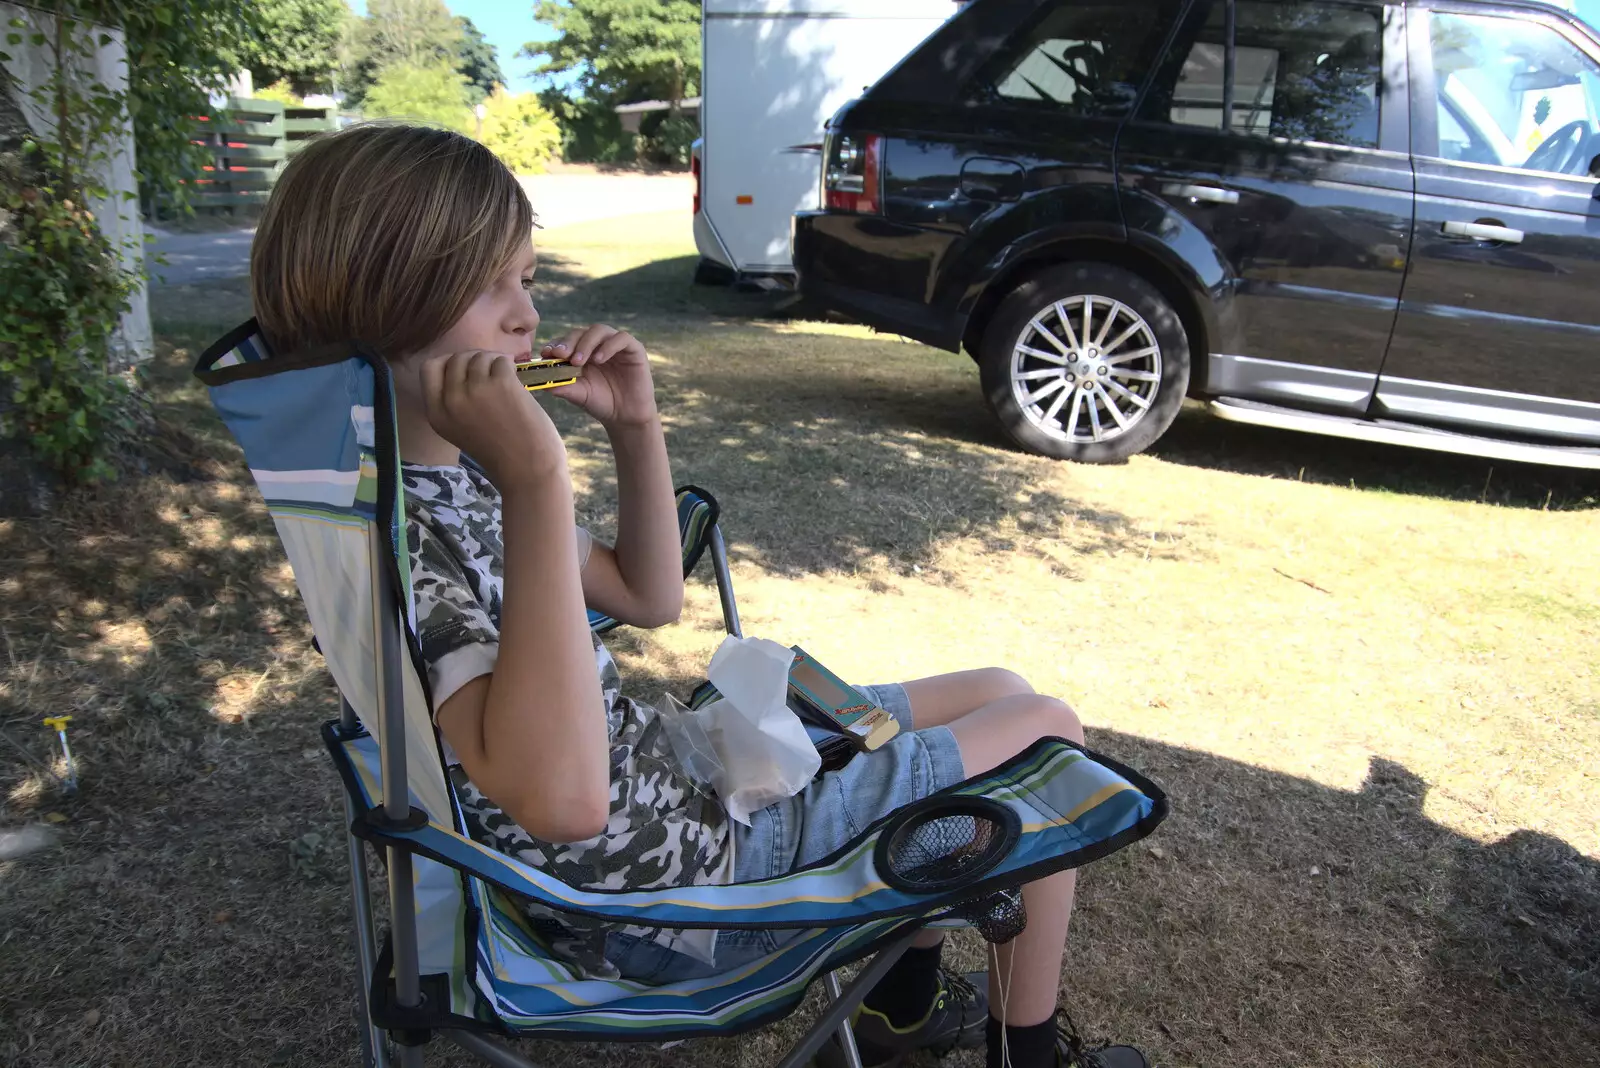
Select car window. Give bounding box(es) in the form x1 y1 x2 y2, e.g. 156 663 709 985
1158 0 1383 148
1424 12 1600 177
1437 97 1499 165
971 0 1181 118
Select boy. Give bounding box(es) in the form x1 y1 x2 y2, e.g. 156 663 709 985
249 122 1146 1068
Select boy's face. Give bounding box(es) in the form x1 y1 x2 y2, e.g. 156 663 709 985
416 238 541 362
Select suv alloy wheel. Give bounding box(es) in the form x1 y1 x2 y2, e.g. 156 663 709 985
979 263 1191 462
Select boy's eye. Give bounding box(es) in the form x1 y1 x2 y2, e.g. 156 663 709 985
520 277 536 292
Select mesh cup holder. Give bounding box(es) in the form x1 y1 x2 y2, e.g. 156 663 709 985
875 796 1026 943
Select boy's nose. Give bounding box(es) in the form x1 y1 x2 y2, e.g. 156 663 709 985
509 302 540 338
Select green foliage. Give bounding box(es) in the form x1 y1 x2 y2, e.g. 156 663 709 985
254 80 304 105
0 15 139 483
455 16 503 106
64 0 260 214
0 181 134 484
643 110 697 167
344 0 461 107
525 0 701 105
239 0 348 98
478 87 561 174
538 87 632 164
362 58 472 132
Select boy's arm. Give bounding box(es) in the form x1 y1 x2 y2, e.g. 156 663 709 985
422 353 610 845
543 325 684 629
580 415 685 628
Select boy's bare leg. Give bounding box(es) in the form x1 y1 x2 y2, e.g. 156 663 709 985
901 668 1035 729
944 695 1085 1026
897 669 1037 949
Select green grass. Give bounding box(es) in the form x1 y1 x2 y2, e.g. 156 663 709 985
2 211 1597 1068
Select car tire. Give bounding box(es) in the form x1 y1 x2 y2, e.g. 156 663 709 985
979 263 1190 463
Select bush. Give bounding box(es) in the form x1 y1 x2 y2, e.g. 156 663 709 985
643 111 697 168
253 81 303 105
539 90 633 164
478 88 562 174
0 177 137 483
362 59 472 133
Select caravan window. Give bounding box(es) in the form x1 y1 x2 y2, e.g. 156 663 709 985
972 0 1180 117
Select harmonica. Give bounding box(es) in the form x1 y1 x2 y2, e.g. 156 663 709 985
514 358 580 391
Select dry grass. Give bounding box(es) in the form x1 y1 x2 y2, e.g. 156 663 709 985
2 212 1596 1068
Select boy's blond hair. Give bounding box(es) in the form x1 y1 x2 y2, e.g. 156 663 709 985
251 123 533 358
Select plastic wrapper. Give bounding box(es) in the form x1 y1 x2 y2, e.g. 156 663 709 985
659 636 822 825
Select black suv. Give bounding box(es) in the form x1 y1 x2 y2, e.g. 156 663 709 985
793 0 1600 467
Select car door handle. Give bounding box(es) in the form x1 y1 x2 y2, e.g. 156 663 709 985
1161 183 1239 205
1442 220 1524 245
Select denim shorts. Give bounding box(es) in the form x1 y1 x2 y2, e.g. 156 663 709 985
603 682 966 984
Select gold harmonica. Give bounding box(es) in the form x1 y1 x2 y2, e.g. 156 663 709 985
514 358 579 391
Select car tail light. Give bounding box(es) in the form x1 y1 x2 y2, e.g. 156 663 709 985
692 152 702 215
824 133 882 214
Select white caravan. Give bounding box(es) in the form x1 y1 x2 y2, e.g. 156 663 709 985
694 0 958 283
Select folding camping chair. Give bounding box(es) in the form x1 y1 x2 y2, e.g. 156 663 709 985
195 322 1169 1068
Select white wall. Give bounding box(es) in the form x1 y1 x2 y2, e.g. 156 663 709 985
0 3 151 369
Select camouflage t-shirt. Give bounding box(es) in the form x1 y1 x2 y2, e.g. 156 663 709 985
401 462 734 977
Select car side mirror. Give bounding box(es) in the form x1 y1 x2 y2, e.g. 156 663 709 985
1590 154 1600 183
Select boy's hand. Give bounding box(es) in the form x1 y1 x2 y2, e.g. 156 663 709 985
419 350 566 488
543 325 659 429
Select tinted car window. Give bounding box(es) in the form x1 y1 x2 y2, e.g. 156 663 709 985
1424 11 1600 176
1162 0 1382 148
969 0 1179 117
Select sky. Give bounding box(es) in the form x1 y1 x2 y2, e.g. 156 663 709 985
348 1 558 95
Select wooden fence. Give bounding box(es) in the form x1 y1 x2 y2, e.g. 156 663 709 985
189 98 342 211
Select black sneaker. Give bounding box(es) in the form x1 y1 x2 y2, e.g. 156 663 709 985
815 968 988 1067
1054 1010 1150 1068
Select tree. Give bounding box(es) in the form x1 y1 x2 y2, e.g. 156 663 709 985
345 0 462 107
60 1 259 212
456 17 503 106
478 88 561 173
362 58 472 132
241 0 349 98
524 0 701 107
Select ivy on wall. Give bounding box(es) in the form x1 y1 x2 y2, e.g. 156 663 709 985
0 2 253 482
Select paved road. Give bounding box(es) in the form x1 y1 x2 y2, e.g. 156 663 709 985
147 226 258 287
148 173 694 287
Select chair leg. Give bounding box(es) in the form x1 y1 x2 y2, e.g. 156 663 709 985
345 797 390 1068
388 845 426 1068
825 971 866 1068
775 929 919 1068
709 525 743 638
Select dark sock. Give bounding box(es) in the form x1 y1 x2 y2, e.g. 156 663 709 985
986 1016 1059 1068
861 940 944 1028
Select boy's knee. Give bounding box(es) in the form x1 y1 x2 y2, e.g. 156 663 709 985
1033 696 1083 745
979 667 1035 700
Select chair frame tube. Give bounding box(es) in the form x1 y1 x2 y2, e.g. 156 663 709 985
371 525 424 1067
710 526 743 639
343 699 390 1068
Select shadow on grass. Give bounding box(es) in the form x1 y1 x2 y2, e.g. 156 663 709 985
4 487 1594 1068
534 252 1600 513
0 326 355 1064
2 282 1595 1067
553 350 1183 582
574 644 1600 1068
1150 406 1600 512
